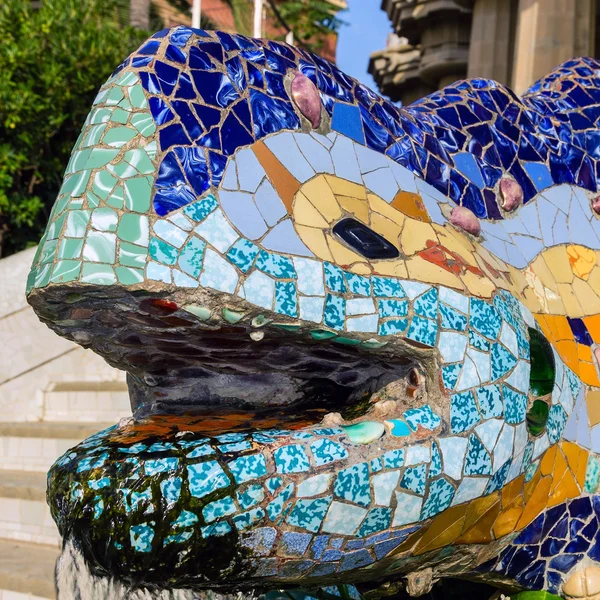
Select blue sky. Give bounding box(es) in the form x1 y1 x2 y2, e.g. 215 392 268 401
336 0 392 93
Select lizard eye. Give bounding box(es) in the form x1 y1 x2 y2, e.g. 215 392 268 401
526 328 555 437
333 217 400 260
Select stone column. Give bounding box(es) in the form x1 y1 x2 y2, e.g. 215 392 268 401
466 0 515 85
512 0 594 94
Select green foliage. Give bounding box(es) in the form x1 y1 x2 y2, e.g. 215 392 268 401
0 0 150 257
271 0 346 53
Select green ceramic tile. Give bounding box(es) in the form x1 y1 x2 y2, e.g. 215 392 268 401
103 126 137 148
109 159 139 179
90 107 113 124
123 177 152 212
40 239 58 264
67 149 92 175
106 86 125 106
92 170 118 200
111 107 130 124
119 241 148 268
46 213 67 240
58 238 84 260
91 207 118 232
117 98 132 111
65 210 91 238
86 191 101 208
93 88 109 105
107 183 125 209
117 213 149 246
149 236 178 265
81 263 116 285
128 84 148 109
26 268 37 294
69 197 84 209
34 263 52 288
83 231 116 263
50 260 82 283
116 71 138 87
124 148 155 175
130 113 156 137
145 140 158 159
82 124 106 147
84 148 119 169
115 266 144 284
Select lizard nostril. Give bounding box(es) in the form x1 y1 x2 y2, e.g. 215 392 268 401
408 368 420 387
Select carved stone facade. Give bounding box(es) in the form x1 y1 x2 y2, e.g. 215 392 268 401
369 0 598 103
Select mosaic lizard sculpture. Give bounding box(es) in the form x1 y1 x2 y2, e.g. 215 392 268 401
25 26 600 600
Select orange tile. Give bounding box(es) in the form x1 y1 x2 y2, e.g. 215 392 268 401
501 475 525 509
578 344 594 363
584 314 600 343
548 449 568 495
523 470 542 504
517 476 552 530
539 445 558 476
554 340 580 373
253 141 299 212
579 362 600 386
547 468 581 508
391 191 430 222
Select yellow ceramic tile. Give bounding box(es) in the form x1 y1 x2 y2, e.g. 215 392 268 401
400 220 438 256
542 246 574 284
323 175 366 199
547 468 580 508
517 476 552 530
548 448 568 494
406 256 464 289
539 444 558 477
347 262 372 276
572 278 600 315
529 255 560 292
567 245 597 280
461 493 500 533
327 238 366 267
300 176 341 222
370 213 403 247
457 500 500 544
556 282 584 317
501 475 525 509
523 470 542 503
586 391 600 427
367 194 406 226
493 501 523 539
460 269 497 298
391 191 430 222
585 264 600 296
337 195 369 222
294 225 334 262
371 259 409 278
293 192 330 227
555 340 580 374
413 504 468 555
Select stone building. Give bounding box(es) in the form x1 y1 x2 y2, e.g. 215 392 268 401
369 0 600 104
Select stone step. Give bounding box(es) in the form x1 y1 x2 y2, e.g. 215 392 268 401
0 422 112 473
43 381 131 423
0 471 59 546
0 539 57 599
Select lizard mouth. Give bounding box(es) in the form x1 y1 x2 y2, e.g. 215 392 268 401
30 285 432 432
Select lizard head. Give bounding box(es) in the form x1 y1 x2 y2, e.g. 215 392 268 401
28 26 594 594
